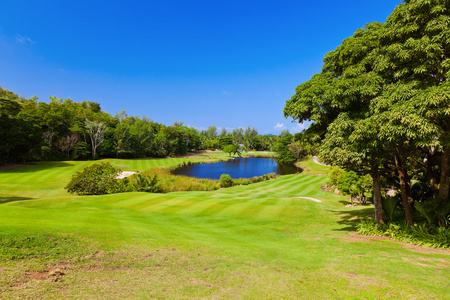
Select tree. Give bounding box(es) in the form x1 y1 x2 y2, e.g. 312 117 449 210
274 132 297 165
288 141 305 161
232 127 244 144
85 119 107 159
65 162 119 195
376 0 450 209
223 144 241 157
57 133 79 159
219 127 227 137
283 1 450 225
206 125 218 138
0 97 22 117
219 135 233 149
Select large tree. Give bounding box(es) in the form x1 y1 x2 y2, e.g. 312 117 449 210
284 0 450 226
85 119 107 159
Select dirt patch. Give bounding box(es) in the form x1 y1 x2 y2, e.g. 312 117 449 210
412 262 433 268
94 251 105 258
0 164 26 171
345 272 359 278
304 237 323 241
25 267 66 282
402 257 448 269
345 232 391 243
403 244 450 255
80 251 105 260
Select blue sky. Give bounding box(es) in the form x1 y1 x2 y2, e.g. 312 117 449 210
0 0 402 134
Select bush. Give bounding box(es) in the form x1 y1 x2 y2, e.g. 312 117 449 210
115 177 132 193
65 162 120 195
131 173 161 193
220 174 233 187
357 218 450 249
328 167 346 186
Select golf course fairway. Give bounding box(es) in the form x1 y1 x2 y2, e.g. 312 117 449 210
0 157 448 299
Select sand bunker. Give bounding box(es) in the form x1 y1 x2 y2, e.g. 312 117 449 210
295 197 322 203
116 171 136 179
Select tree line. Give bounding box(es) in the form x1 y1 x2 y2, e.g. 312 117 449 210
284 0 450 227
0 88 280 164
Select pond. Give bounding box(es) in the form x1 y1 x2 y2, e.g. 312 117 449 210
171 157 299 180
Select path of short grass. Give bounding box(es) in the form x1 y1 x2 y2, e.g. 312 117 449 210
0 156 448 299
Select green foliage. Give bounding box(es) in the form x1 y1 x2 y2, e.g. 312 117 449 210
219 135 233 149
131 173 162 193
1 85 277 164
340 171 359 196
283 0 450 226
0 97 22 117
220 174 233 188
415 198 450 227
383 196 400 223
328 167 346 186
357 218 450 249
328 167 373 204
65 162 120 195
116 177 132 193
223 144 240 157
274 132 297 165
233 173 276 185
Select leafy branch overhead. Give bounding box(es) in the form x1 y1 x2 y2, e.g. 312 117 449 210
284 0 450 226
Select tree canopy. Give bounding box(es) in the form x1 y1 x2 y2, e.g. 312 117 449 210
284 0 450 226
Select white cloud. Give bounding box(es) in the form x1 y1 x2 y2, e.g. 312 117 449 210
15 34 35 44
217 126 234 132
291 122 306 133
274 122 286 130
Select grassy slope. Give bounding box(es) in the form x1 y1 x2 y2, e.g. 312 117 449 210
0 156 449 299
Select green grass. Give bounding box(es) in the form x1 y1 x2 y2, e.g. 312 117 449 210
0 155 449 299
298 156 331 176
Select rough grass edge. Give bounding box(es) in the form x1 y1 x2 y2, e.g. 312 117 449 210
357 217 450 249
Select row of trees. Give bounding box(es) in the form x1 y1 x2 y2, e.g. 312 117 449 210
0 88 279 164
284 0 450 226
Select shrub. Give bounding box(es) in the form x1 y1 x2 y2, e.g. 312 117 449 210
339 171 359 195
220 174 233 187
65 162 120 195
415 197 450 227
115 177 132 193
328 167 346 186
382 196 400 223
131 173 161 193
357 218 450 249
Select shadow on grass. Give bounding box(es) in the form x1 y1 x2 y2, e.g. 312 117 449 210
0 196 35 205
329 207 374 232
0 161 74 173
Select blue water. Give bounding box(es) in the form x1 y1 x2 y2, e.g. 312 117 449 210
171 157 299 180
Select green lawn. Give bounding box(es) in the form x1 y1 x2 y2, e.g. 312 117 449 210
297 156 331 176
0 156 449 299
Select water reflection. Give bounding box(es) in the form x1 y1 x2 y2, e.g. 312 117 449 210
172 157 299 180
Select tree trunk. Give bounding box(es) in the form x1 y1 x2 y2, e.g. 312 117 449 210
371 161 383 224
90 135 97 159
424 150 439 198
394 151 413 226
438 146 450 207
